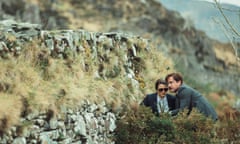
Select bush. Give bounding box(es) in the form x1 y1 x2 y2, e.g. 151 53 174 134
215 118 240 143
114 107 218 144
115 106 175 144
173 109 215 144
115 106 157 144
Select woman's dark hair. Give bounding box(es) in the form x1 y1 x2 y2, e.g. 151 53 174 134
165 72 183 84
155 79 168 90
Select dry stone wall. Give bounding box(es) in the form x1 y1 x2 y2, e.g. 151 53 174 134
0 20 150 144
0 101 116 144
0 20 148 80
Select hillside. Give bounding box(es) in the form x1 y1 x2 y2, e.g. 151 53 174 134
0 20 176 143
0 0 239 96
0 18 239 144
160 0 240 42
0 0 240 143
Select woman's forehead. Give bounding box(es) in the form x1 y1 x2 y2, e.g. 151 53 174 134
158 84 167 87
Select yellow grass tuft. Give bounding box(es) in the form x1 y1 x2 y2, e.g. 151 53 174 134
0 94 22 133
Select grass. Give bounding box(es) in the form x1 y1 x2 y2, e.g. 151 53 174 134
0 37 175 133
1 30 237 143
0 93 22 135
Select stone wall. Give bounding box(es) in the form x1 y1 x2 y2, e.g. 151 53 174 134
0 101 116 144
0 20 148 80
0 20 149 144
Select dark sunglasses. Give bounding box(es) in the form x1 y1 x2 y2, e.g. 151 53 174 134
158 88 168 92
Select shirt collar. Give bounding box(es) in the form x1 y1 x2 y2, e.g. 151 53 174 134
157 94 167 102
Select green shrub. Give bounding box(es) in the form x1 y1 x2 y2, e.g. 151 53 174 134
173 109 215 144
114 107 217 144
115 106 175 144
115 106 151 144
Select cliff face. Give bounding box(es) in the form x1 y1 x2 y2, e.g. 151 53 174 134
0 0 239 94
161 0 240 42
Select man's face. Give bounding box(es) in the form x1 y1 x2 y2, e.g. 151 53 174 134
157 84 168 98
167 76 182 93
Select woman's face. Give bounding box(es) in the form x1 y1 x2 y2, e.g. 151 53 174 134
157 84 168 98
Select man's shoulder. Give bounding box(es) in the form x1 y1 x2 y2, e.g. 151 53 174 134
178 84 192 94
142 93 157 104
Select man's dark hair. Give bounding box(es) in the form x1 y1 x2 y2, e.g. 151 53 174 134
165 73 183 84
155 79 168 90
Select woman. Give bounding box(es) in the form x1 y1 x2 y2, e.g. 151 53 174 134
141 79 176 116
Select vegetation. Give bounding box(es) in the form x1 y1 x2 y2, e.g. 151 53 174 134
0 12 239 142
115 105 240 144
0 0 239 143
1 33 239 143
0 37 174 134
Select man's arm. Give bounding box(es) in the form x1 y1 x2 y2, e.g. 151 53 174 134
170 88 192 115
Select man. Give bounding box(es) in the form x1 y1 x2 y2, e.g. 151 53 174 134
165 72 218 121
141 79 176 116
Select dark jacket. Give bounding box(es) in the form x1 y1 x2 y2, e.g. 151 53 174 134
172 84 218 121
141 93 176 115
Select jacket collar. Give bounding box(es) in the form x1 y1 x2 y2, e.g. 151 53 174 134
177 84 187 95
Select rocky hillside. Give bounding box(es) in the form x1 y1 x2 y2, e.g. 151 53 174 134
0 0 239 95
160 0 240 42
0 1 240 143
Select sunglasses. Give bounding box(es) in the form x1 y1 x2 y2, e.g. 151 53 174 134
158 88 168 92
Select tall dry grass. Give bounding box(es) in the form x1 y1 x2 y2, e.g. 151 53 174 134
0 39 174 132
